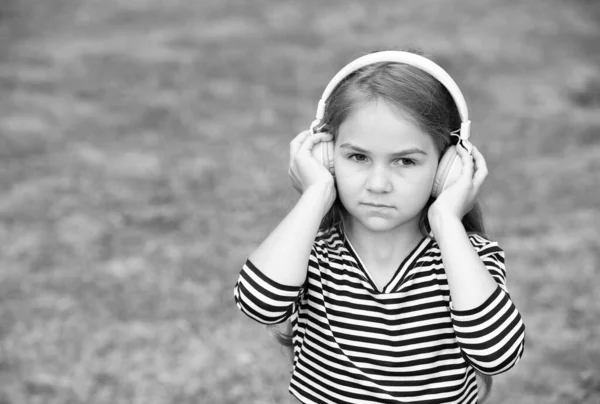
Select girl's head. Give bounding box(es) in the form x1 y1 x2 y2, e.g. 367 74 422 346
319 54 484 235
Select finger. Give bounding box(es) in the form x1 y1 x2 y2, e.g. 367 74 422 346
455 143 474 180
471 146 488 189
299 132 333 152
291 130 312 145
290 130 313 155
291 130 310 143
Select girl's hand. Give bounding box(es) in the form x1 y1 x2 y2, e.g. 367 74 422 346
428 144 488 223
288 130 335 192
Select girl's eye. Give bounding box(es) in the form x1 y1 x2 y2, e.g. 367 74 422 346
396 158 416 166
349 154 368 162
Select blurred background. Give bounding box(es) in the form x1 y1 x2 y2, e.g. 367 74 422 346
0 0 598 403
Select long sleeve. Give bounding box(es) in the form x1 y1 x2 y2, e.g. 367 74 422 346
449 235 526 375
234 259 306 325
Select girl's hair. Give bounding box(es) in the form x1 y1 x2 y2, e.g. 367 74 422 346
272 50 492 402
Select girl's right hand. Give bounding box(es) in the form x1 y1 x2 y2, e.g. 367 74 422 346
288 130 336 209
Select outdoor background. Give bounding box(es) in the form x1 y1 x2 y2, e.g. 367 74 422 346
0 0 598 403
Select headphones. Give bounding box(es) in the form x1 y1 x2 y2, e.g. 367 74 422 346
309 51 473 198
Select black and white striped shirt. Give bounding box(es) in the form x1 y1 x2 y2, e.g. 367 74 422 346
234 228 526 403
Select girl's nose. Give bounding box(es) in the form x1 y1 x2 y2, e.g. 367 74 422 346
365 165 392 193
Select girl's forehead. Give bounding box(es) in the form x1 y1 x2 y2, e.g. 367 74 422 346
337 100 435 150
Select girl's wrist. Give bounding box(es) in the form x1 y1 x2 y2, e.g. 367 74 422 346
304 179 334 195
303 181 336 216
428 209 463 237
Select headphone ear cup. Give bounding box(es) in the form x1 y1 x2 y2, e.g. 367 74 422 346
324 139 334 175
431 146 462 198
311 139 335 175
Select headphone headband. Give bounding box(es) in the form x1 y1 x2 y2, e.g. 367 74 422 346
311 51 471 140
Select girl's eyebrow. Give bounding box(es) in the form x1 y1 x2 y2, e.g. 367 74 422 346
339 142 428 157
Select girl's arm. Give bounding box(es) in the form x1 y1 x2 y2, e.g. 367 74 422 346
429 213 498 310
234 131 335 324
248 130 335 285
429 145 526 375
429 144 508 309
248 181 334 286
234 182 333 324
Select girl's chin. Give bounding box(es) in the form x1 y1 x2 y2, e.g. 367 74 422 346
354 216 404 232
346 210 422 233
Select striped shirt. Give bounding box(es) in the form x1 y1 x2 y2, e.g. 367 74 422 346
234 228 526 403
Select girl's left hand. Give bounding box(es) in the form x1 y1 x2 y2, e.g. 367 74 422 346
428 144 488 222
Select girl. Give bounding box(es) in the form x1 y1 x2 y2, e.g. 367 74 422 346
234 50 526 404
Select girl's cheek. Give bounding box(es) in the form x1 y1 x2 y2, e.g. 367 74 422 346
335 163 361 180
333 163 357 181
334 158 349 175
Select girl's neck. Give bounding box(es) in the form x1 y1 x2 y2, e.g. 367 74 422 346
343 218 424 264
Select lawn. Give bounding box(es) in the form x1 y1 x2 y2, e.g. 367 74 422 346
0 0 598 403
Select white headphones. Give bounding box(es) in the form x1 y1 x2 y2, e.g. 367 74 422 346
309 50 473 198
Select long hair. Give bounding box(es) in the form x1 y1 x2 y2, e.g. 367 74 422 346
273 50 492 402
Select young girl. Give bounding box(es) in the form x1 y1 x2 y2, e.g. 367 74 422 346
234 50 526 404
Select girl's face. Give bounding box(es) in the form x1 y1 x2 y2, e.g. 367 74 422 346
334 99 440 234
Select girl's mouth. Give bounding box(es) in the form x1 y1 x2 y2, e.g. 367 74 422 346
361 202 394 209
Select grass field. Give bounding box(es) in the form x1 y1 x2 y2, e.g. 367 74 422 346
0 0 598 403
